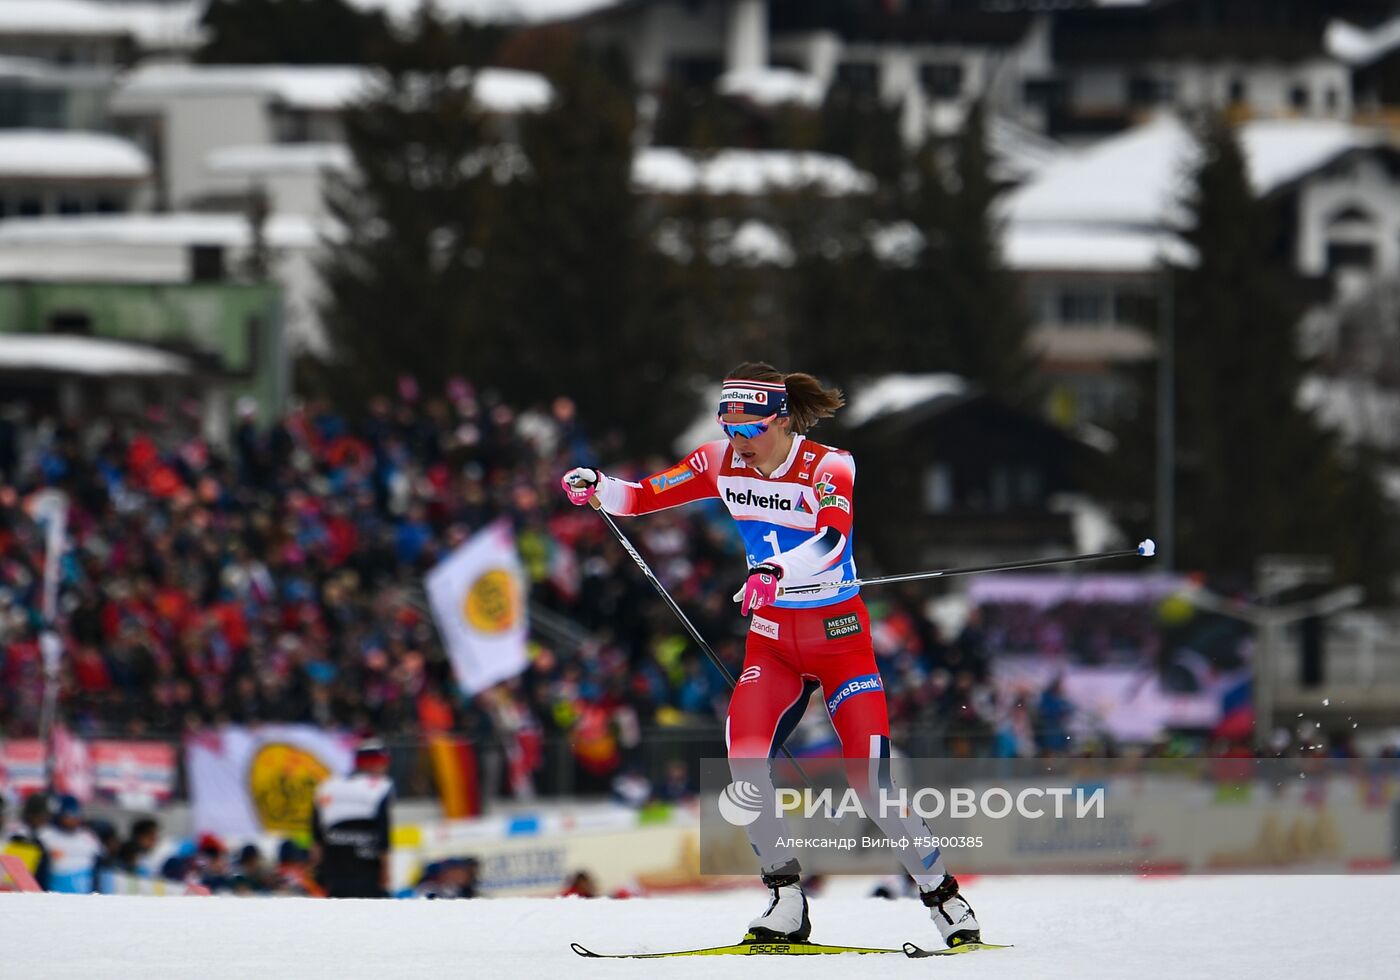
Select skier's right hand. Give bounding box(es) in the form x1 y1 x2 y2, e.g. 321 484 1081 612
561 466 601 507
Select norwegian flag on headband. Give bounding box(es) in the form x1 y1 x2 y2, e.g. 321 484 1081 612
719 379 788 417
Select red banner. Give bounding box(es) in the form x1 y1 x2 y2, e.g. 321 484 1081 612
92 741 177 805
0 737 177 805
0 741 45 797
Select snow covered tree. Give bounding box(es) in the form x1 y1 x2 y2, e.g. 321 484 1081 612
199 0 389 64
901 103 1037 402
315 8 500 403
481 34 685 441
1106 114 1395 596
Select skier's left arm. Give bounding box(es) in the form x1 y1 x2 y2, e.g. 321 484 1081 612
738 452 854 613
766 451 854 580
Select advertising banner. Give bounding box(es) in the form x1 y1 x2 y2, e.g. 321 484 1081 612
92 741 178 807
185 725 355 839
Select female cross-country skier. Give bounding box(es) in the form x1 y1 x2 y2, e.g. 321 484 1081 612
561 362 982 949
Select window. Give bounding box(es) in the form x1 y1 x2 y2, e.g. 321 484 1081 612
1327 242 1374 272
834 62 880 99
57 195 84 215
920 62 963 99
273 108 312 144
16 196 43 216
0 86 23 128
190 245 227 282
1017 466 1043 507
1325 87 1339 112
1228 77 1247 105
923 463 953 513
1289 85 1309 112
48 311 91 334
1022 77 1064 108
1067 375 1127 424
1056 289 1110 325
668 56 723 87
990 466 1010 512
28 89 65 129
1114 290 1156 327
1128 76 1172 107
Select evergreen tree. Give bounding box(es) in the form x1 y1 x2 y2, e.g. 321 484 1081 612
315 8 498 403
818 87 903 188
199 0 389 64
1172 114 1335 576
771 187 891 383
1106 114 1395 596
481 35 684 442
651 190 764 380
902 103 1037 400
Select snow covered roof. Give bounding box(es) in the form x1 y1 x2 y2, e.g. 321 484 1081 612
1005 115 1375 228
0 334 191 376
0 55 111 84
193 143 874 197
870 219 1193 274
1004 225 1193 272
718 68 825 108
0 250 186 283
0 1 202 48
0 55 52 77
987 116 1064 184
207 143 353 177
0 130 149 180
344 0 621 25
634 148 876 197
844 374 971 427
0 212 322 249
1327 17 1400 67
115 64 371 111
116 64 552 114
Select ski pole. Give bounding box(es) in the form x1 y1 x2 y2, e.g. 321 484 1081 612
778 539 1157 596
590 501 817 784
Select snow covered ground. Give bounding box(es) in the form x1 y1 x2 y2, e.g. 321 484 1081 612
3 875 1397 979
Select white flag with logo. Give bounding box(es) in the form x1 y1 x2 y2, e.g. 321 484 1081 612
426 519 529 696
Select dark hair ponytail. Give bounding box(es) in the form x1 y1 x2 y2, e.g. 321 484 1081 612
725 361 845 435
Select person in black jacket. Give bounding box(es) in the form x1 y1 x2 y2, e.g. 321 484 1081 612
311 740 393 898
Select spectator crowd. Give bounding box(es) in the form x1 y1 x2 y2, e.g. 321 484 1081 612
0 381 1016 764
3 379 1370 798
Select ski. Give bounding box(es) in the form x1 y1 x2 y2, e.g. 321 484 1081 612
903 941 1013 957
570 938 904 958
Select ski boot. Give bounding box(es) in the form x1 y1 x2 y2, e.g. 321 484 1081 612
745 871 811 942
921 874 980 948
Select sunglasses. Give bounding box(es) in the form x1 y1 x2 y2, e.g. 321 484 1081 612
718 413 778 440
